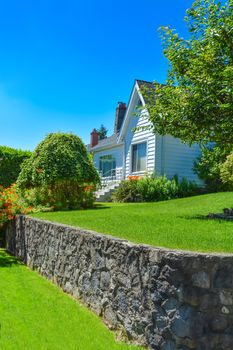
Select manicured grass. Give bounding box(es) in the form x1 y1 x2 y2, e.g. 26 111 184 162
0 249 143 350
32 192 233 253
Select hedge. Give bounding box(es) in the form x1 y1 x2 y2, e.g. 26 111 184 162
0 146 31 188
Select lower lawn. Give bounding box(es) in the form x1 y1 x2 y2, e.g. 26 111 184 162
32 192 233 253
0 249 142 350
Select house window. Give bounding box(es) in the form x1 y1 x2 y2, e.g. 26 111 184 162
132 142 147 173
99 155 116 177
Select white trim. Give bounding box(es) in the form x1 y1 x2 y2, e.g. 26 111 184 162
91 142 123 152
135 81 146 107
123 139 126 179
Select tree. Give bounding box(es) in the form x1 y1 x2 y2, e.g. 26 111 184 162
97 124 108 140
220 153 233 189
17 133 100 210
143 0 233 145
193 144 232 191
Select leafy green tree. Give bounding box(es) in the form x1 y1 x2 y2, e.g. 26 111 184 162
97 124 108 140
143 0 233 145
17 133 100 210
193 144 232 191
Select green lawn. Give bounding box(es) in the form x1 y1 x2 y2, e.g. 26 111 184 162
32 192 233 253
0 249 143 350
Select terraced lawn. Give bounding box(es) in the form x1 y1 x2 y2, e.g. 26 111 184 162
33 192 233 253
0 249 143 350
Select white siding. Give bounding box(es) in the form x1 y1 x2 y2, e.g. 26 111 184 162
124 109 155 178
159 135 202 183
93 145 123 171
154 134 163 176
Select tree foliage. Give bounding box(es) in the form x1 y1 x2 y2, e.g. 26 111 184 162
193 144 232 190
220 153 233 189
143 0 233 145
0 146 31 188
17 133 99 209
97 124 108 140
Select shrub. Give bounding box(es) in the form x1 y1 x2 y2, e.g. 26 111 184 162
0 146 31 187
0 184 33 228
220 152 233 190
17 133 100 210
193 145 232 191
112 175 199 203
112 178 142 203
176 177 200 198
22 182 96 211
136 176 177 202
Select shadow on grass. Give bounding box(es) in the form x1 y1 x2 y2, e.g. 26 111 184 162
179 214 233 223
0 250 19 268
51 204 111 213
92 203 111 210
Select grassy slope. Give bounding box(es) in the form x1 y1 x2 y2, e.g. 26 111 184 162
0 250 142 350
32 192 233 253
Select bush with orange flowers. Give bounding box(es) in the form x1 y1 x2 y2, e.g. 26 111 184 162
0 184 33 228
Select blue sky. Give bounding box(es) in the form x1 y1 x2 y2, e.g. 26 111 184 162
0 0 193 150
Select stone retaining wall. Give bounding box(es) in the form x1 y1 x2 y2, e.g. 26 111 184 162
6 215 233 350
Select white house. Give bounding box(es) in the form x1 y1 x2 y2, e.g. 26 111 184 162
88 80 201 184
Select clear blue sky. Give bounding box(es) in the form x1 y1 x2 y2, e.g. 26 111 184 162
0 0 193 150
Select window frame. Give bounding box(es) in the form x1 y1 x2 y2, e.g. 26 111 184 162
131 140 148 174
99 154 116 177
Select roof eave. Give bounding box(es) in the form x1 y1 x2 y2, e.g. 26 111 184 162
90 141 123 152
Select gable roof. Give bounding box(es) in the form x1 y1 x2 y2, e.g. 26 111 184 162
117 79 151 143
88 79 155 152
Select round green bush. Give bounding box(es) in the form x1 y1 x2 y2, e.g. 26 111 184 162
17 133 100 210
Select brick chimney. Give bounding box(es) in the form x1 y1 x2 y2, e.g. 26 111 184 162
90 128 99 147
114 102 126 134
